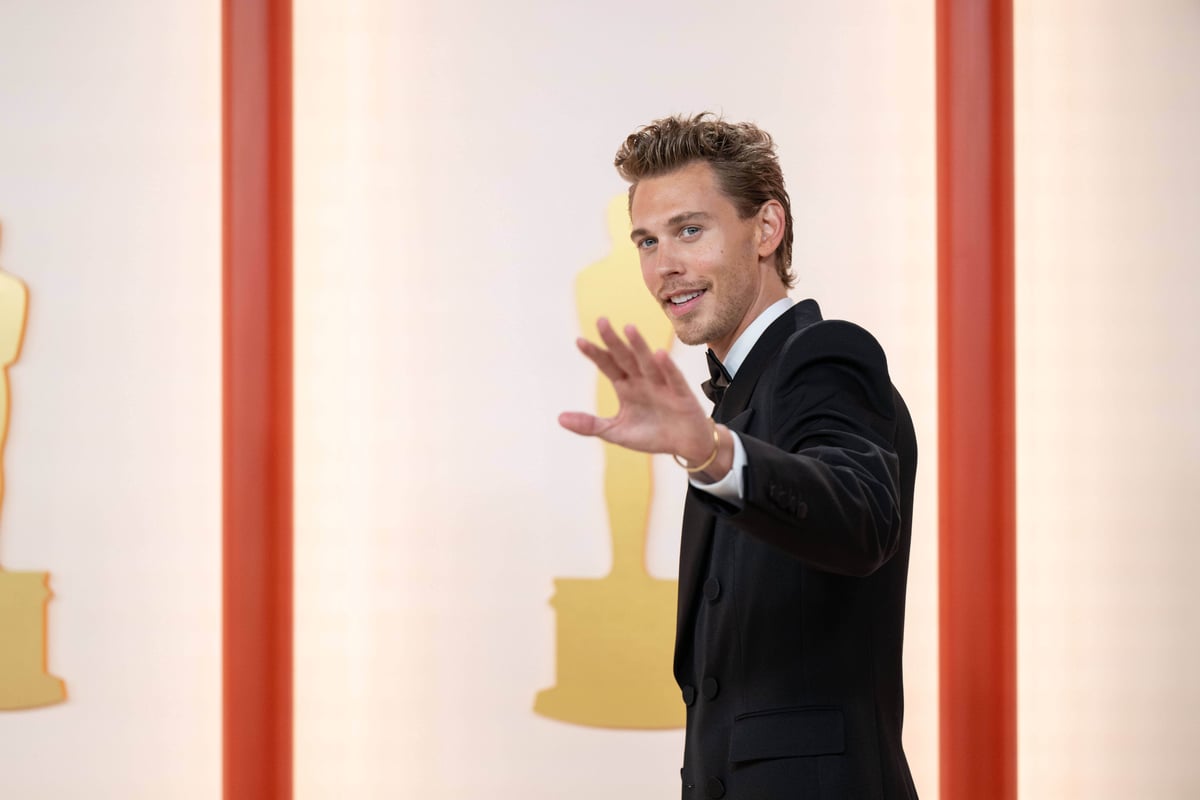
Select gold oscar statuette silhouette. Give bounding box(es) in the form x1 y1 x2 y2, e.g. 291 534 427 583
0 222 67 710
535 196 684 728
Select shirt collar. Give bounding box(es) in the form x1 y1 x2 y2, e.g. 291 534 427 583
721 297 793 378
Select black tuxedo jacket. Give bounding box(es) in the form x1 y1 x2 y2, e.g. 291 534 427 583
675 299 919 799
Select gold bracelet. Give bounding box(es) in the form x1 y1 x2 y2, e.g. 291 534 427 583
673 421 720 473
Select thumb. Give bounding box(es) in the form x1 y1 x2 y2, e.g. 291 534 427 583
558 411 603 437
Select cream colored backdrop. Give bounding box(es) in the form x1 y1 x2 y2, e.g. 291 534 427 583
1015 2 1200 798
0 1 221 797
293 2 937 798
4 2 1192 798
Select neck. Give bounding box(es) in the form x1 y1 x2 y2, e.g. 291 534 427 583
708 281 788 362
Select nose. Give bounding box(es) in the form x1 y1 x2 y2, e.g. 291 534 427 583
654 240 685 277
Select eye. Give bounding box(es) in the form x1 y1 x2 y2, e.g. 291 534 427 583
680 225 701 238
637 237 657 249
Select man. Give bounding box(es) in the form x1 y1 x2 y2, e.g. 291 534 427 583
560 114 919 799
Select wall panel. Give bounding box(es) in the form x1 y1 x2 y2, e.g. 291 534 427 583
1016 2 1200 797
294 2 937 797
0 2 221 796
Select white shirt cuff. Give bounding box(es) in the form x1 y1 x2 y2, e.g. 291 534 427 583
688 431 746 506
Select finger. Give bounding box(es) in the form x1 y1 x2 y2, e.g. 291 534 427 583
624 324 666 385
576 337 626 384
658 349 698 399
558 411 610 437
596 317 640 377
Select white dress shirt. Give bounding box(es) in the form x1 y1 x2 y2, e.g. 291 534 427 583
689 297 794 504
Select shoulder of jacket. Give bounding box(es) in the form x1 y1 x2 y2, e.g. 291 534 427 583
780 318 889 373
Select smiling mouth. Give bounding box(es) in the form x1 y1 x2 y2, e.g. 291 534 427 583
665 289 706 316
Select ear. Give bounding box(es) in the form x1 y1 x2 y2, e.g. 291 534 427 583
755 199 786 263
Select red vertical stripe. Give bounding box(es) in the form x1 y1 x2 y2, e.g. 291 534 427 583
223 1 293 798
937 1 1016 798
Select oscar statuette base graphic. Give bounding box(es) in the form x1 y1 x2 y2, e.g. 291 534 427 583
535 574 680 728
535 197 684 729
0 571 65 709
0 227 67 710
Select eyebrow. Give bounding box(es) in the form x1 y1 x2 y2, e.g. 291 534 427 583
629 211 712 243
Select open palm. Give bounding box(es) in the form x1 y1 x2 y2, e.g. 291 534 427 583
559 318 712 461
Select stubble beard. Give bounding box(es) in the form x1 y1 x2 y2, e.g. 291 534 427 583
670 267 760 349
663 251 762 348
669 297 744 348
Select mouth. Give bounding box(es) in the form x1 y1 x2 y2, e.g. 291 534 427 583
664 288 706 317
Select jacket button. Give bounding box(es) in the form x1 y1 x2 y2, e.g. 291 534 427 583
703 577 721 601
682 685 696 706
701 676 719 700
705 777 726 798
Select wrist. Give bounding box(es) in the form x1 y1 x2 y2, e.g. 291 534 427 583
673 420 720 473
693 425 735 483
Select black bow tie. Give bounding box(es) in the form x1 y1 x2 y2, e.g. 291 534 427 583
701 348 732 405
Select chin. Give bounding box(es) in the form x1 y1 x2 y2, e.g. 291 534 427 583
670 319 711 347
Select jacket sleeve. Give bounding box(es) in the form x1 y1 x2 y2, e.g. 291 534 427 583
691 320 909 576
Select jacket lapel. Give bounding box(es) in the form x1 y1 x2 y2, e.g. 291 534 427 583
676 300 824 650
715 298 822 424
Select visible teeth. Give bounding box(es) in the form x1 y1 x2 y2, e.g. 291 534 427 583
670 291 702 305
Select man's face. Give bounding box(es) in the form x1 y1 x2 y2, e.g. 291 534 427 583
630 161 768 355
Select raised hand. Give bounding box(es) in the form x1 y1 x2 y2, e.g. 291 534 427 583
559 318 720 468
